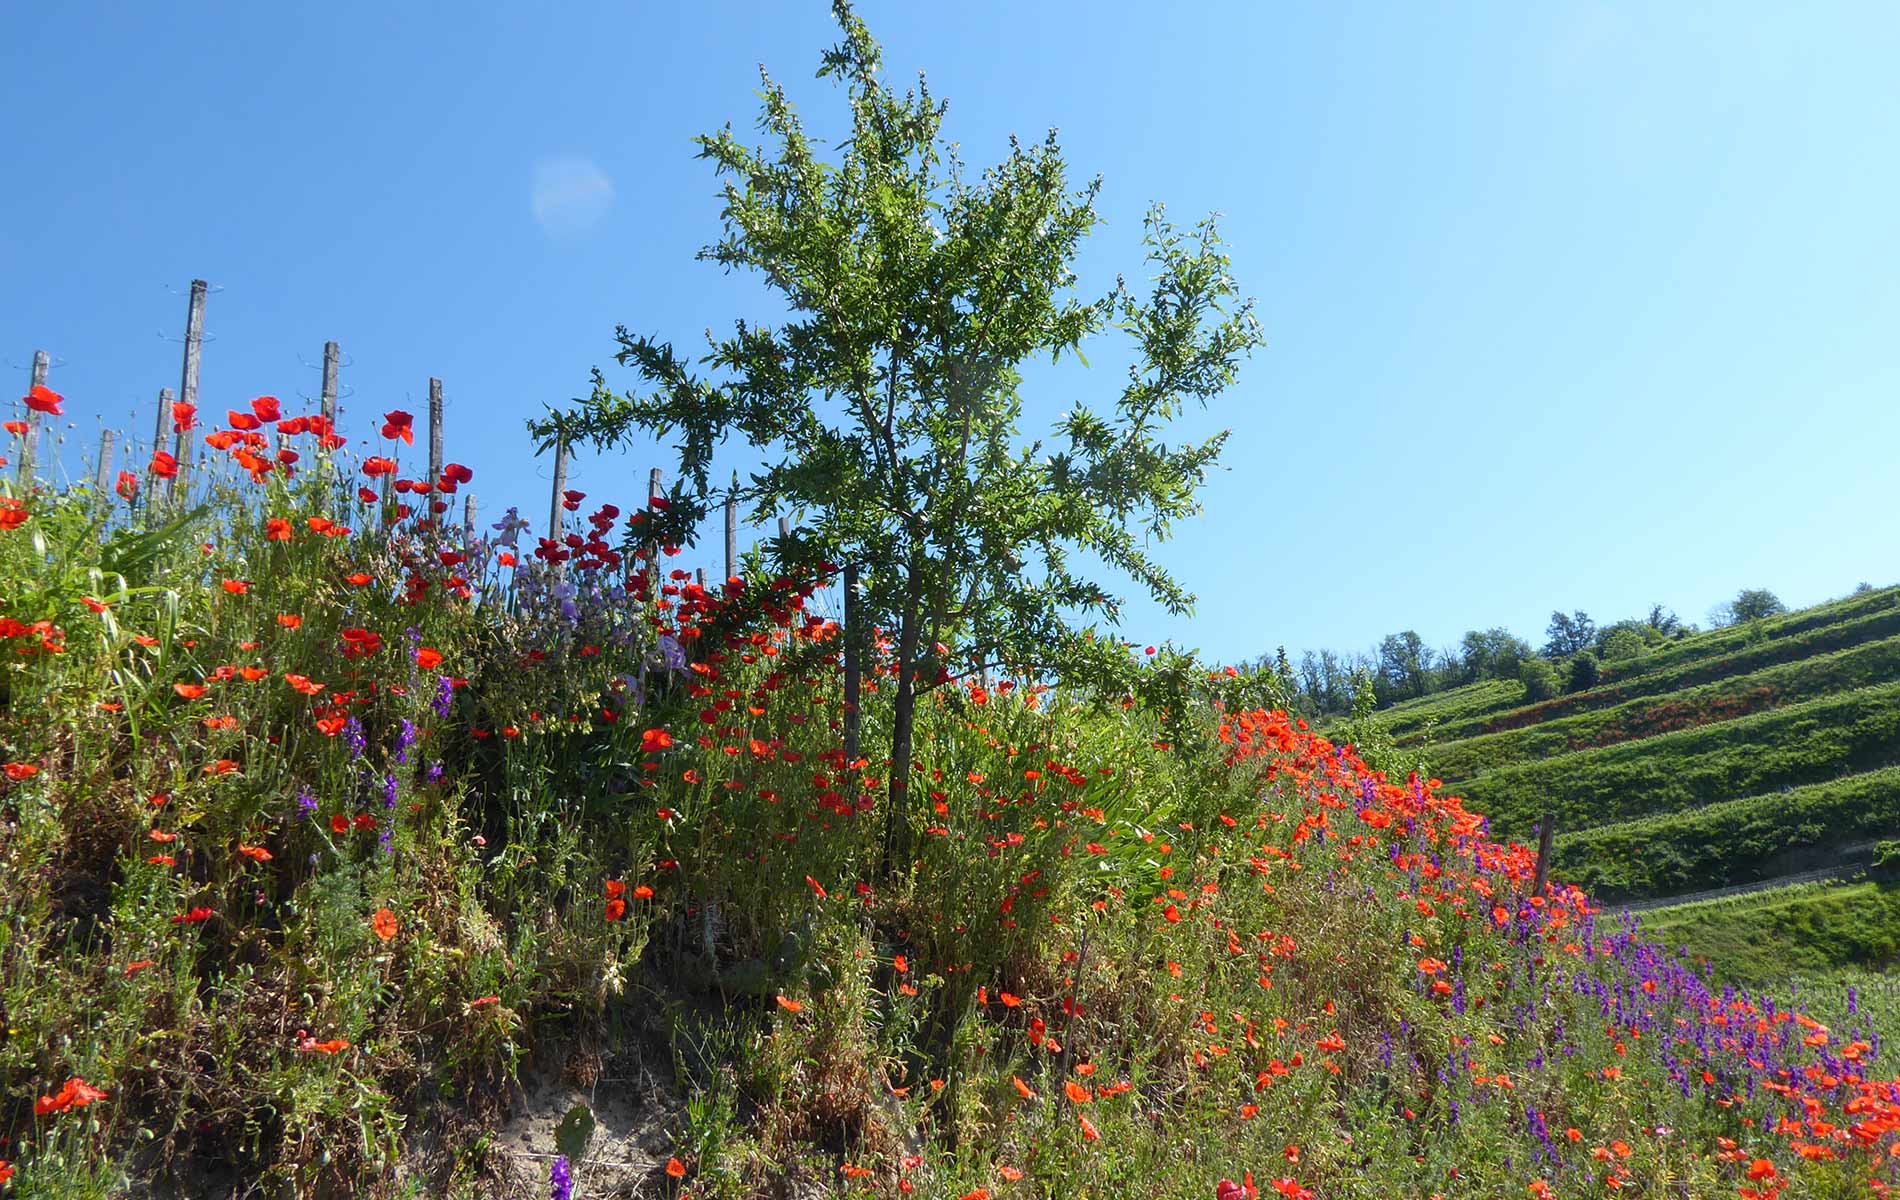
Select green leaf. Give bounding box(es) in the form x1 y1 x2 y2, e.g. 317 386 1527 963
554 1104 596 1161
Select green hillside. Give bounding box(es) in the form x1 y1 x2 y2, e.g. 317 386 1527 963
1369 588 1900 986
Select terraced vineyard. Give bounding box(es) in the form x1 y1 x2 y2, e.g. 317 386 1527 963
1376 586 1900 982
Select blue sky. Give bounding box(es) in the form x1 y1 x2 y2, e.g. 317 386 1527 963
5 2 1897 665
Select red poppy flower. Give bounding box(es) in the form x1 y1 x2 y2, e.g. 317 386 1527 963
251 395 281 422
362 457 397 478
33 1076 106 1117
23 385 63 416
149 450 180 479
416 647 443 670
380 410 414 444
171 402 197 432
641 729 674 753
371 908 399 942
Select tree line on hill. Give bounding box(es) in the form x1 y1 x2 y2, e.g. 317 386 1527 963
1278 586 1835 717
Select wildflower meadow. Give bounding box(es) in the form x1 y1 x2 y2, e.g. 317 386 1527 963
5 5 1899 1199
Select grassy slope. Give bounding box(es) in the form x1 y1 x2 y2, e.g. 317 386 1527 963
1452 681 1900 835
1382 598 1900 746
1429 633 1900 781
1553 766 1900 901
1638 880 1900 987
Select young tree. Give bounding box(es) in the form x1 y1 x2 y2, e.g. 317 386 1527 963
537 3 1264 872
1459 627 1530 681
1542 610 1596 658
1645 603 1680 637
1729 588 1787 624
1518 656 1560 703
1376 631 1428 700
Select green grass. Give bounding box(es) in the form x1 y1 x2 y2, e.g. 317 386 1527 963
7 421 1900 1196
1428 633 1900 781
1452 681 1900 836
1600 585 1900 683
1381 599 1900 745
1638 879 1900 988
1551 765 1900 902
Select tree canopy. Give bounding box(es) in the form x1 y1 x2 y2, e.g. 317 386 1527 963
533 1 1263 868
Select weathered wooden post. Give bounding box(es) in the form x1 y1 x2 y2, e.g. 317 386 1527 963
171 279 207 498
319 341 340 429
645 466 663 591
547 434 569 541
427 377 444 485
1533 811 1556 897
94 430 116 492
146 387 173 515
15 349 48 485
152 387 172 461
463 493 476 545
724 471 738 585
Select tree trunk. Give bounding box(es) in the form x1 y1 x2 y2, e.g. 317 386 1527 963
882 582 925 878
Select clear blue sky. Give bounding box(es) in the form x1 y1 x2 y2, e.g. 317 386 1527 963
6 2 1897 665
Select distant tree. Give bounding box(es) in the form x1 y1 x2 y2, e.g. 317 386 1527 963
1377 631 1429 700
1599 626 1645 662
1318 649 1348 712
1646 604 1681 637
1542 610 1596 659
1519 656 1560 703
1855 582 1876 595
1431 643 1463 691
1729 588 1787 624
1566 649 1601 693
1460 627 1530 681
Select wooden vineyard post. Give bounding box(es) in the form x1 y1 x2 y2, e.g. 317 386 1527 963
320 341 340 429
463 493 476 545
427 377 444 487
94 430 116 494
147 387 173 515
645 466 662 592
724 472 740 587
16 349 48 485
547 434 569 541
172 279 207 500
1533 811 1556 898
319 341 340 475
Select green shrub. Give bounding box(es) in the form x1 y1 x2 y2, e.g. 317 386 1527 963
1599 627 1646 662
1565 650 1601 693
1519 657 1560 703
